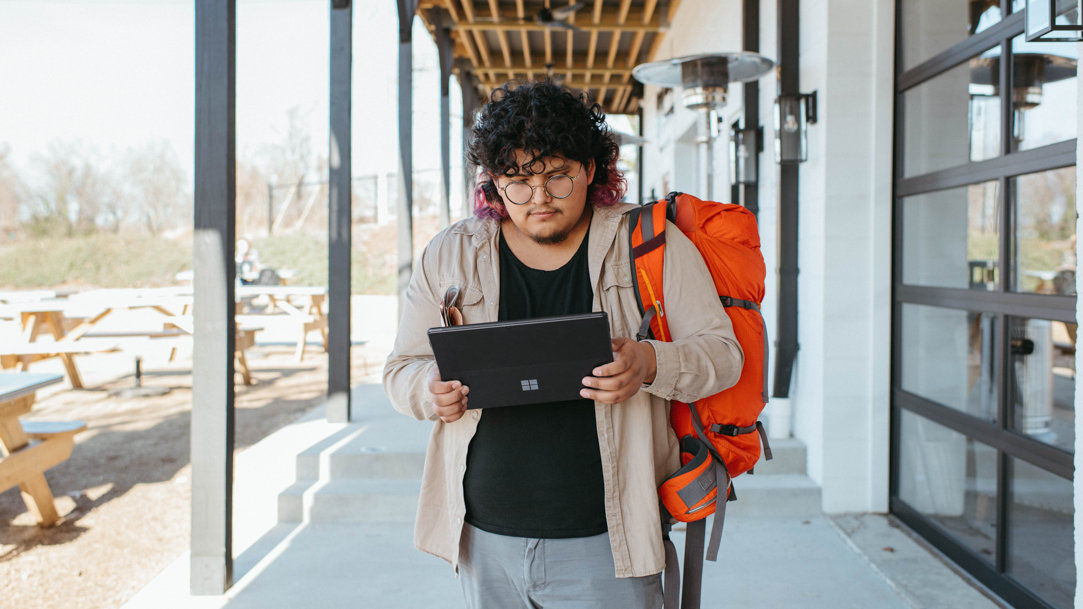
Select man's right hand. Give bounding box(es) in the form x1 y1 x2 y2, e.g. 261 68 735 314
428 366 469 423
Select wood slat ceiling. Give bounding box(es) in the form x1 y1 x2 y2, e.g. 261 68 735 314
417 0 681 116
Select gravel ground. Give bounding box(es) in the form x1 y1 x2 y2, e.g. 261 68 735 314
0 334 386 609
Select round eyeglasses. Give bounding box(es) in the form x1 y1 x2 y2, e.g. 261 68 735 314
496 164 583 205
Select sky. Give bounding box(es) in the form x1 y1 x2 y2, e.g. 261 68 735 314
0 0 454 185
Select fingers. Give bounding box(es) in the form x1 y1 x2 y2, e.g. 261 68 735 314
580 338 654 405
580 368 640 404
428 368 470 423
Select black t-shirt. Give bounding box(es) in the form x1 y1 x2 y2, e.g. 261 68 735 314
462 227 608 538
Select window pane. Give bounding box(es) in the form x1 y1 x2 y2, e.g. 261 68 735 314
1007 458 1074 609
901 0 1003 70
1012 167 1077 295
1008 317 1076 452
1010 35 1078 151
901 304 998 422
903 53 1001 177
898 410 998 562
902 182 1001 290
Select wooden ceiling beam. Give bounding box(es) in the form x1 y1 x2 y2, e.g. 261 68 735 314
487 0 513 67
457 0 475 23
475 61 636 77
454 10 664 33
626 30 645 68
455 21 662 33
474 65 632 78
477 78 631 92
643 0 658 22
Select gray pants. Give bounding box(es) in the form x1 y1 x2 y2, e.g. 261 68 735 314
458 524 663 609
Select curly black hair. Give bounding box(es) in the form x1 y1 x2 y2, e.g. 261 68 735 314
467 80 624 218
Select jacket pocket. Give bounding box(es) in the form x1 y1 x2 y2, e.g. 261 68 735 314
599 263 639 338
438 282 484 324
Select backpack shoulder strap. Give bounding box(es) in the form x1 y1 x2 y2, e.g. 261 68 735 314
629 201 670 342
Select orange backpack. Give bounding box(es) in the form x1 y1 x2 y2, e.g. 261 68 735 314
627 192 771 609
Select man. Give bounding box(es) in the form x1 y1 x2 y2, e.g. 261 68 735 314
383 81 742 609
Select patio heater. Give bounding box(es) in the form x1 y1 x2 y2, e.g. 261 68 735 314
632 53 774 199
968 44 1077 144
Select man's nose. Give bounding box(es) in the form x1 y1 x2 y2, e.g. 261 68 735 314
529 181 551 204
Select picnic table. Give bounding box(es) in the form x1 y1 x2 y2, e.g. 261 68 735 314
235 285 328 361
0 372 85 526
0 289 260 387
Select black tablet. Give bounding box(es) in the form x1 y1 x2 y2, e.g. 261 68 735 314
427 312 614 409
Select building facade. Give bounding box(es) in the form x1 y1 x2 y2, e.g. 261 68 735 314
635 1 1077 608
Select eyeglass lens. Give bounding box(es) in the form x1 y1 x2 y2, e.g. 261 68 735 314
504 174 575 204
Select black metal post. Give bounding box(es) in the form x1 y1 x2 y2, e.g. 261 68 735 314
191 0 236 594
396 0 417 317
328 0 352 423
742 0 761 216
457 59 479 216
773 0 800 398
435 9 453 228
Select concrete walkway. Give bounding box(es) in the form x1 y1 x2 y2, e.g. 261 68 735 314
122 386 1009 609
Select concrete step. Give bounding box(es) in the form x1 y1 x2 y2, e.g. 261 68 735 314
279 478 420 523
294 411 432 481
727 473 822 518
750 436 806 476
297 447 427 481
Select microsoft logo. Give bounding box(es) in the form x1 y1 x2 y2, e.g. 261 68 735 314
520 379 539 391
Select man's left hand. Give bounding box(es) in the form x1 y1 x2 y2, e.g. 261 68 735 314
580 338 657 405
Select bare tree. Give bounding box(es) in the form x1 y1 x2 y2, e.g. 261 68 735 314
0 144 23 239
254 106 315 232
236 159 271 237
26 140 120 236
121 140 190 235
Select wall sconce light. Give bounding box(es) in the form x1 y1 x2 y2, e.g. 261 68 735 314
1025 0 1083 42
774 92 817 164
729 124 759 185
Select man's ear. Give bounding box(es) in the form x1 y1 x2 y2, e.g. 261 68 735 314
585 159 597 185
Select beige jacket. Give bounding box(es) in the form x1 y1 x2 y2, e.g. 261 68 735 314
382 202 743 577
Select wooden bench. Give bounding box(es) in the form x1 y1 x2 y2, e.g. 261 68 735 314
0 339 122 389
157 319 262 385
0 373 84 526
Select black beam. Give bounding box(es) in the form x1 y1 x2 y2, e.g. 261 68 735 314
435 9 453 228
327 0 352 423
773 0 800 398
397 0 418 315
741 0 760 216
457 59 479 216
191 0 236 594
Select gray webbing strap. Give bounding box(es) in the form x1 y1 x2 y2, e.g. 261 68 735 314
680 519 706 609
641 202 656 243
662 522 681 609
757 421 773 460
705 463 730 562
637 306 658 342
686 402 732 566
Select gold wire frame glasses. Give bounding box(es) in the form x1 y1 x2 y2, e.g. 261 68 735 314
496 163 583 205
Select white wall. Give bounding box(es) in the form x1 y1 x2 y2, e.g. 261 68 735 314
794 0 894 513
